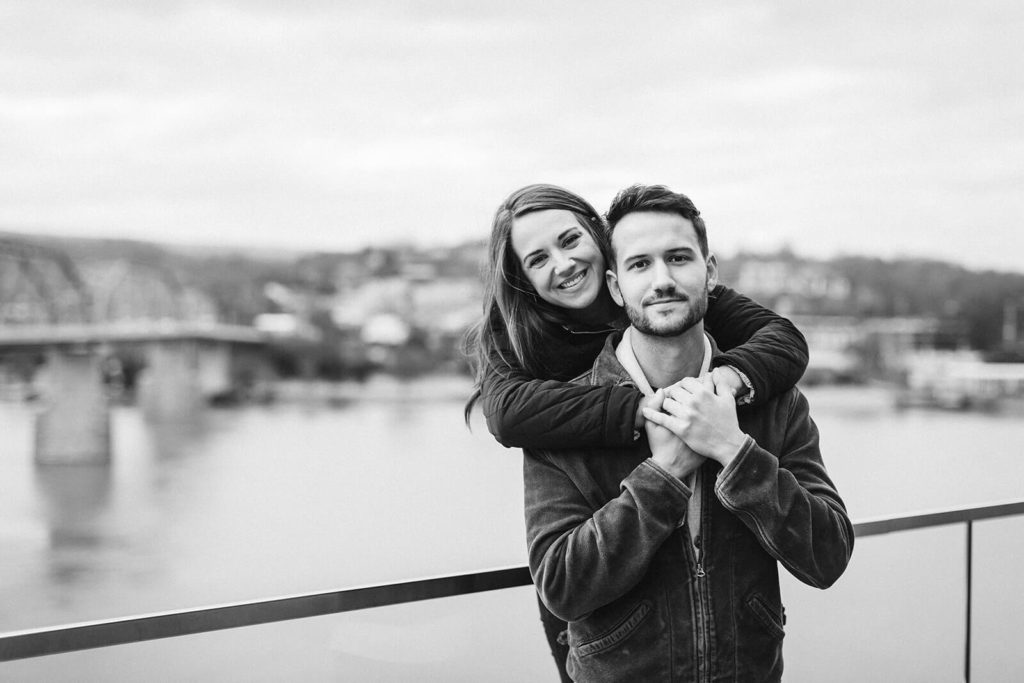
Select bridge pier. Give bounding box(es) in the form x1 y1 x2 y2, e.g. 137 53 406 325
197 342 233 398
3 325 271 463
139 341 203 421
34 348 111 465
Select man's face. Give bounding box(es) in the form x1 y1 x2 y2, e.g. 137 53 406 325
606 211 717 337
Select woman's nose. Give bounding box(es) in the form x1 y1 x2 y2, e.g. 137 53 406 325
552 251 574 274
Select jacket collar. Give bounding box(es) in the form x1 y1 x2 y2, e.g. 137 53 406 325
587 329 723 388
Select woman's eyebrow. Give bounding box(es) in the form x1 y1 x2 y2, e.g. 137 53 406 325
522 226 580 262
522 247 545 263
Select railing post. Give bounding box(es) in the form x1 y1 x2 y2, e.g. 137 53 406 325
964 520 972 683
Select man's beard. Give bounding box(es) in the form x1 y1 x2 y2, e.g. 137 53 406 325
622 284 709 337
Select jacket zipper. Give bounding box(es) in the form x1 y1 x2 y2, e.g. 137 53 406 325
693 468 706 578
689 466 711 683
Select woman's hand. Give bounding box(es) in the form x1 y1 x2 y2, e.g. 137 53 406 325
634 387 665 431
710 366 746 403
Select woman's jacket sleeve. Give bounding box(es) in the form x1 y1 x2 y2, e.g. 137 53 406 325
480 284 808 450
480 356 643 450
705 285 808 407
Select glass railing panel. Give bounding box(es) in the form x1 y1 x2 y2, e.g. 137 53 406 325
972 515 1024 682
780 524 964 682
4 513 1022 679
0 585 553 682
0 397 530 632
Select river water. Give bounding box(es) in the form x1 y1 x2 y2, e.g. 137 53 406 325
1 378 1022 681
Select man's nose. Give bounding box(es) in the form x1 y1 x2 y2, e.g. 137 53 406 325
650 260 675 291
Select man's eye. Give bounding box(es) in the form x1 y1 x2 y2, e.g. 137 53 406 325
669 254 691 264
629 260 648 270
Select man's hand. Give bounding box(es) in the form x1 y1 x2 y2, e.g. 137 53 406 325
643 389 703 479
643 374 747 468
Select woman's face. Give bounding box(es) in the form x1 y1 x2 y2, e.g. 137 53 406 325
510 209 606 310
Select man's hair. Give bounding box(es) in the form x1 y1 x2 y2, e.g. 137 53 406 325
605 184 708 262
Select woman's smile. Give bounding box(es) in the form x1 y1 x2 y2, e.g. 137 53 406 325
557 268 589 290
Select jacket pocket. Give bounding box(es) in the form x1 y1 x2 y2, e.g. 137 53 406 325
747 594 786 640
576 600 652 658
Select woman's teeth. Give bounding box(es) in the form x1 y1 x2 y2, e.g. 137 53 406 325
559 270 586 289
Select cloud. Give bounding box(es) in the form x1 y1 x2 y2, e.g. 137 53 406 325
0 0 1022 271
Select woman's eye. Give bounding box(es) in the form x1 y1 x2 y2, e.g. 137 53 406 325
562 234 581 248
527 255 547 268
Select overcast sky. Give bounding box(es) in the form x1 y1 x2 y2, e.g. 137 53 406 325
1 1 1022 272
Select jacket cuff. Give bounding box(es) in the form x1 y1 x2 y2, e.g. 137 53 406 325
711 352 767 407
643 459 693 494
624 460 693 523
728 365 756 405
714 435 773 506
605 385 644 445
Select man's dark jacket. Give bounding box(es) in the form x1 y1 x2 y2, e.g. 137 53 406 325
524 332 854 682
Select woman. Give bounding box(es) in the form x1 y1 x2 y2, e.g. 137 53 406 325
464 184 808 682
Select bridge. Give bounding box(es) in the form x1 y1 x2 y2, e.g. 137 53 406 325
0 238 273 464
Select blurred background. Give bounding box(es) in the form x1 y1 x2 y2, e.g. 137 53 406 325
1 1 1023 681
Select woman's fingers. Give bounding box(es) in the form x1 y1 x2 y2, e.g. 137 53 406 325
710 366 741 397
666 376 707 402
643 387 666 412
642 407 686 437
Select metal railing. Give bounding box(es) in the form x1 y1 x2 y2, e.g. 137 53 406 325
3 498 1023 680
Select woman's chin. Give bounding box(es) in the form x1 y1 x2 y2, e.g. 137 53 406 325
554 289 594 310
561 287 606 313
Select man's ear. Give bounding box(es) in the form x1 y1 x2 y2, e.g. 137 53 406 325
705 253 719 290
606 269 624 306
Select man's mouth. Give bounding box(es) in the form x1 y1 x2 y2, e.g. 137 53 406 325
645 296 686 306
557 269 588 290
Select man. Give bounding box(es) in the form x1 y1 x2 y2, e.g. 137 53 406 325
524 184 853 682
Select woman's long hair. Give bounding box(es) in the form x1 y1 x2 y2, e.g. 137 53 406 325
463 184 611 423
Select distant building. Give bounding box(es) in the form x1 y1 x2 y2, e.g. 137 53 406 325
792 314 968 383
330 278 414 328
330 275 479 332
900 350 1024 410
254 313 320 341
734 259 853 315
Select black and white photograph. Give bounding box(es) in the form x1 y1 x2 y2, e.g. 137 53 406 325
1 1 1022 681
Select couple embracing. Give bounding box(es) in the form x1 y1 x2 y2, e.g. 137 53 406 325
465 183 853 682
